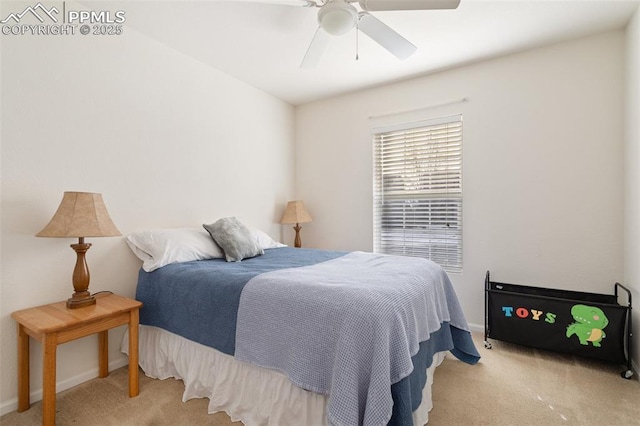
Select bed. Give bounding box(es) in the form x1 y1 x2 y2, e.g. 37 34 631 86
122 221 480 426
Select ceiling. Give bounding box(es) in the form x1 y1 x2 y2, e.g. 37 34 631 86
102 0 638 105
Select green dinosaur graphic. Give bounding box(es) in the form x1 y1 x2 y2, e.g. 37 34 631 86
566 304 608 347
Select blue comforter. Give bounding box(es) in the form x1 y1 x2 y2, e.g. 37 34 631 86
137 247 344 355
136 247 479 425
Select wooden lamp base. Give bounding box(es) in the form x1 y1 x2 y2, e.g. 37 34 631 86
67 238 96 309
67 293 96 309
293 223 302 248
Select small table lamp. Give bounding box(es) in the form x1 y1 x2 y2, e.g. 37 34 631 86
36 192 121 309
280 200 312 248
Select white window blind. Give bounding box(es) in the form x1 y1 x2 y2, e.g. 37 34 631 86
373 114 462 273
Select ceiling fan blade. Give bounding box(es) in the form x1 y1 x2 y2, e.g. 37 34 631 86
300 27 331 68
358 0 460 11
358 13 417 60
229 0 318 6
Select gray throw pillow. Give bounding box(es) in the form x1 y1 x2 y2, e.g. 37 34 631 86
203 217 264 262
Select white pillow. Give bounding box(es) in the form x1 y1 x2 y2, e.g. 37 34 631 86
125 228 224 272
253 228 286 249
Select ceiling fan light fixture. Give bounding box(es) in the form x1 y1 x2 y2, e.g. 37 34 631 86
318 1 358 36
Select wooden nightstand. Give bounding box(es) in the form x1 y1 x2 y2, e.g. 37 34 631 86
11 293 142 426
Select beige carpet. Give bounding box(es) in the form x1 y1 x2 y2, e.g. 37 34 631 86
2 332 638 425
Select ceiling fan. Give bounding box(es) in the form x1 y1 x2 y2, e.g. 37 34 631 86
291 0 461 67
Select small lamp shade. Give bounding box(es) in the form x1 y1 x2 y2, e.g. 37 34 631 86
280 200 312 248
280 200 313 225
37 192 121 309
36 192 121 238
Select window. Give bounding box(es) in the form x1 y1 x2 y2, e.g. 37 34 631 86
373 115 462 273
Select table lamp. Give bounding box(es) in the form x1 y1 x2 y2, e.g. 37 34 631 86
280 200 312 248
36 192 121 309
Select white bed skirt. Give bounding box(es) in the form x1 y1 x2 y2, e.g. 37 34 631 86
122 325 446 426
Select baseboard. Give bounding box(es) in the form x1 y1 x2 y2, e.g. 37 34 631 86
467 322 484 334
0 358 130 417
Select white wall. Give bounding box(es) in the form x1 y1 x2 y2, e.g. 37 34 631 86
624 7 640 372
296 31 625 332
0 23 295 413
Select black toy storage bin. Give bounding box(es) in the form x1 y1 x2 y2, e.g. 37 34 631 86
484 271 633 379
